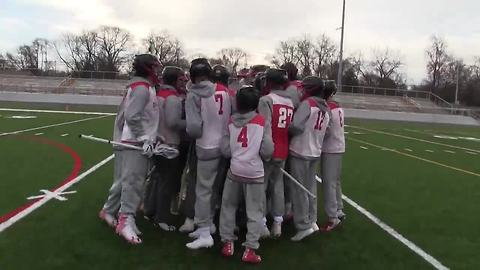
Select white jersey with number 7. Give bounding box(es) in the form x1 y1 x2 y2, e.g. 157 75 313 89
196 83 232 150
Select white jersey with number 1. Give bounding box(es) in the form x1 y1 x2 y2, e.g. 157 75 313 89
322 101 346 154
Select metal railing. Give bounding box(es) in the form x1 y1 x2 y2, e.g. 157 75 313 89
0 83 125 96
341 85 453 108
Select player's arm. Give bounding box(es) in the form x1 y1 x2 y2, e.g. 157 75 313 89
185 93 203 139
289 100 310 136
165 96 186 131
260 120 274 161
257 97 273 124
124 85 149 141
220 125 231 158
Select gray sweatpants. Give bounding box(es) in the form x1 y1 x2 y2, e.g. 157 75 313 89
321 153 344 220
102 150 123 215
220 176 265 249
194 158 220 228
264 160 286 218
290 156 319 230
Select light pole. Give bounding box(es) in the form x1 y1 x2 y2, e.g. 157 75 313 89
337 0 346 92
455 61 460 105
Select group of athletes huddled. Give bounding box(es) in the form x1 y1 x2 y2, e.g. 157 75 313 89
98 54 345 264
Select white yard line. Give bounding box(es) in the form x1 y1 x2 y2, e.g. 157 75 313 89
426 150 435 153
349 125 480 154
0 115 110 137
314 175 448 270
0 154 114 233
404 148 413 152
34 132 44 136
360 146 369 150
61 133 69 137
444 150 456 154
0 108 115 116
466 151 478 155
342 194 449 270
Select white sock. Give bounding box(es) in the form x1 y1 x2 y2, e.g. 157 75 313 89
273 216 283 224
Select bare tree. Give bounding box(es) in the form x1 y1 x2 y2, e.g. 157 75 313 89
217 47 248 74
295 35 315 76
95 26 132 73
426 35 450 92
371 48 403 84
313 34 337 78
54 31 98 72
144 31 184 67
269 39 299 67
471 56 480 80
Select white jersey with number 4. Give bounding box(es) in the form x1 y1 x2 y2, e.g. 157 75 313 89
290 98 330 158
229 114 266 179
196 83 232 149
322 101 345 154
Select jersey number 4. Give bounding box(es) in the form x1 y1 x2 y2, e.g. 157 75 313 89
214 94 224 115
278 107 293 128
237 127 248 147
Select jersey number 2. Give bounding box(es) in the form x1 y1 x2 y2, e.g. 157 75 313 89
237 127 248 147
278 107 293 128
215 94 224 115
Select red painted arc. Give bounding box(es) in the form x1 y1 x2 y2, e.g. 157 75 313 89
0 136 82 224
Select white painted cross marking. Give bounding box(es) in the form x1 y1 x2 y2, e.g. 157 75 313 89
27 190 77 201
61 133 69 137
34 132 44 136
404 148 413 152
444 150 456 154
360 146 369 150
426 150 434 153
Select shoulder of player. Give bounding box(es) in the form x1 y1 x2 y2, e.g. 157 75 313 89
328 101 341 110
156 89 179 99
128 81 151 91
249 114 265 126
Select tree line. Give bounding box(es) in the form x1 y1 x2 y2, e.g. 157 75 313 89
0 25 479 106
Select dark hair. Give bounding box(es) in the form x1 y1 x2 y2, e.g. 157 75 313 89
162 66 184 86
323 80 337 99
189 58 212 83
280 62 298 81
236 86 260 113
211 65 230 86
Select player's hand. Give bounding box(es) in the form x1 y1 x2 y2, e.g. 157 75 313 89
142 141 156 157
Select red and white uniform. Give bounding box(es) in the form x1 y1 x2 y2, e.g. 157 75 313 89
268 93 294 160
323 101 345 154
120 81 159 144
229 115 266 179
156 89 179 145
290 98 330 158
196 84 232 150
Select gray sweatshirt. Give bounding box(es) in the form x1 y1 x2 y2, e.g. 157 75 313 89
289 96 330 160
113 76 159 148
156 84 186 146
186 80 231 160
220 111 274 184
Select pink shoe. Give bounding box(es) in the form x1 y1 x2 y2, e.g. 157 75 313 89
116 214 142 245
222 242 234 257
242 248 262 264
99 209 117 228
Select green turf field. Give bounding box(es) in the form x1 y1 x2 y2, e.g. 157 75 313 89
0 108 479 270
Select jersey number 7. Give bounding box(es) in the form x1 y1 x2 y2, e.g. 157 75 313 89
214 94 224 115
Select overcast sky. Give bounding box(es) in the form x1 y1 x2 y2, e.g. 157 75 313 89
1 0 479 83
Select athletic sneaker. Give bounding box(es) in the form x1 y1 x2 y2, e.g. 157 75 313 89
291 228 315 242
222 241 234 257
156 222 176 232
179 218 195 233
271 222 282 238
188 224 216 238
132 221 142 235
186 235 214 249
116 214 142 245
242 248 262 264
320 218 341 232
338 214 347 222
312 222 320 232
260 225 270 239
99 209 117 228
